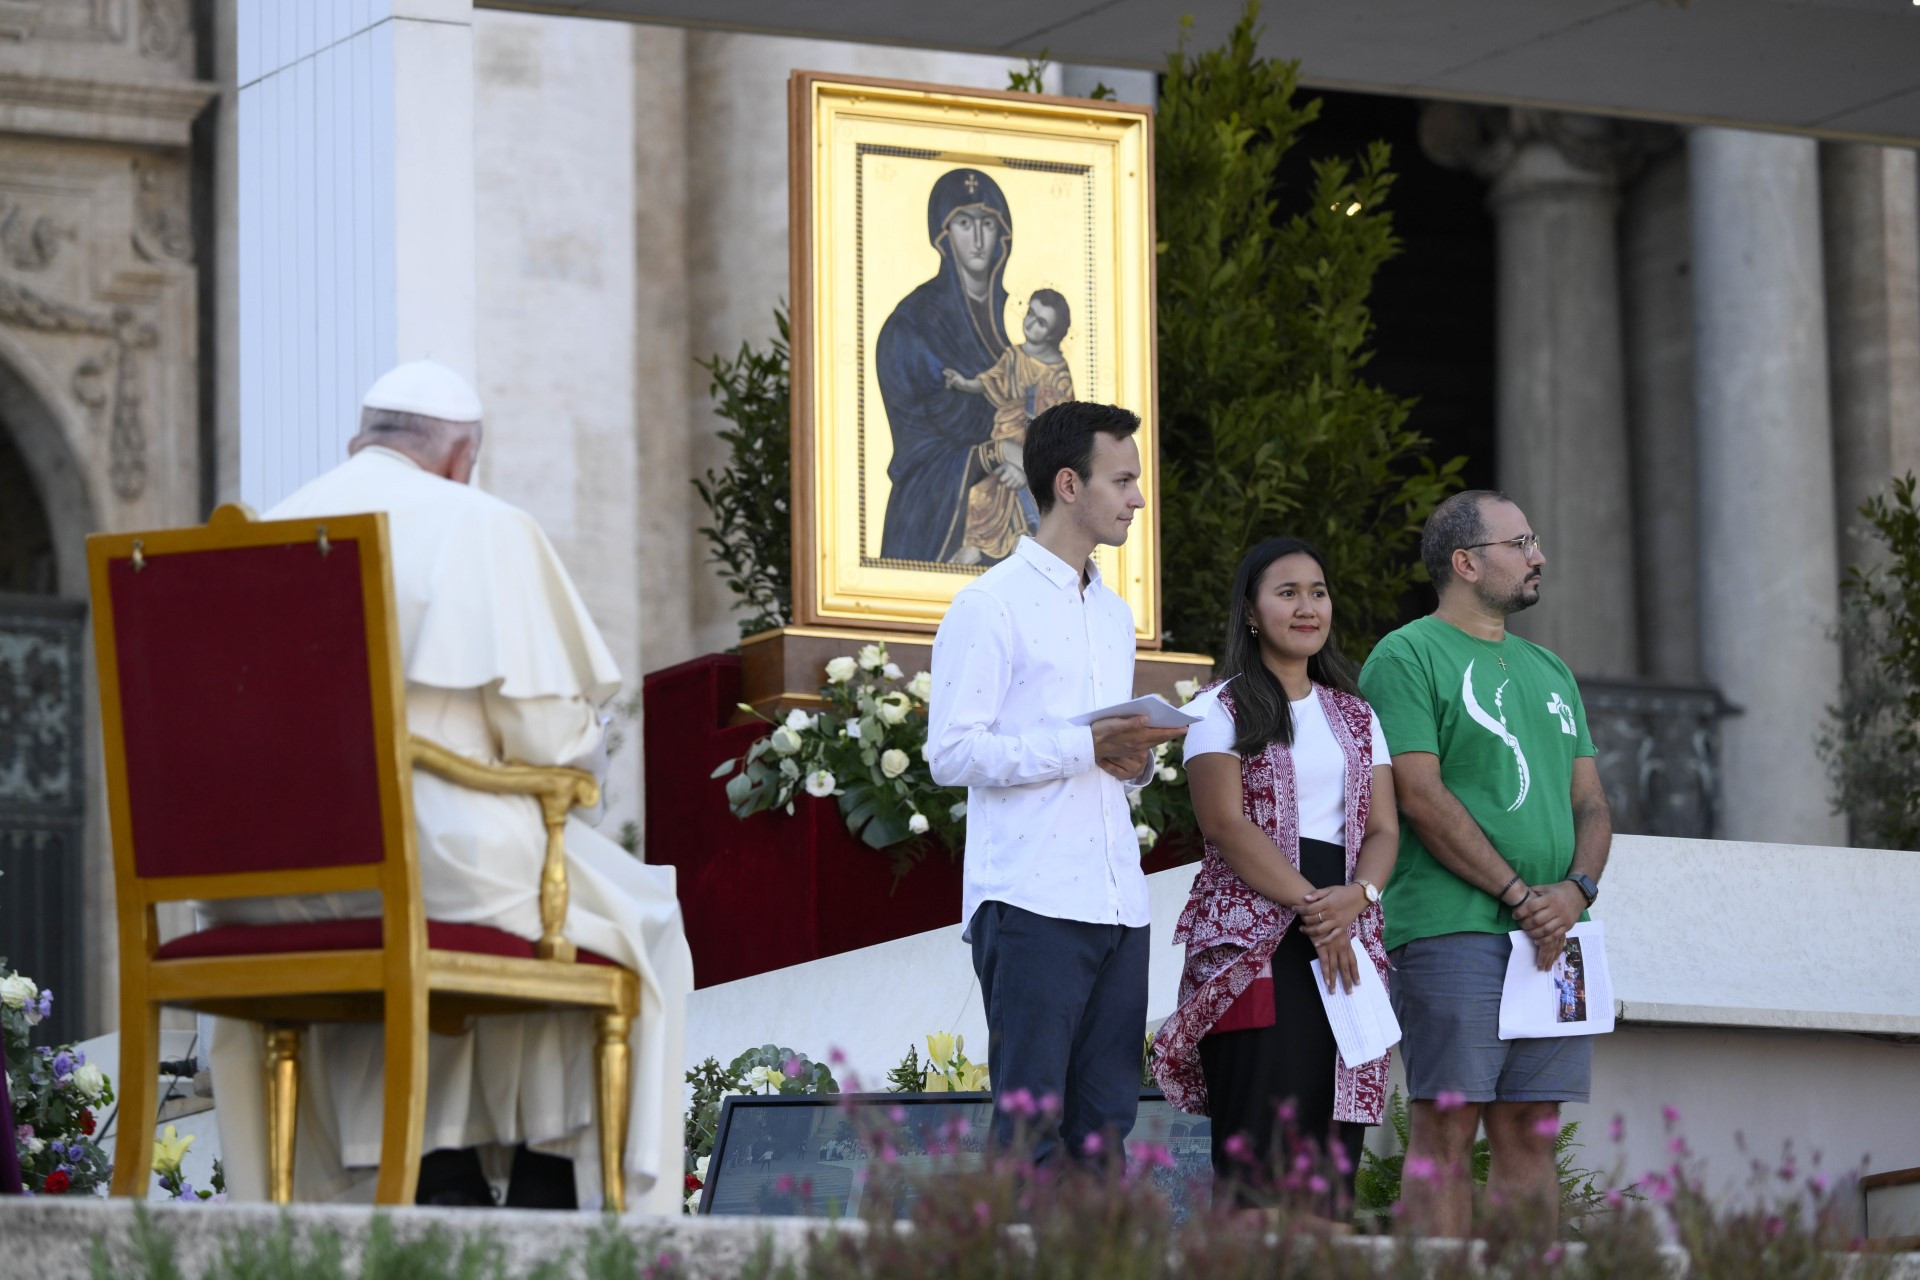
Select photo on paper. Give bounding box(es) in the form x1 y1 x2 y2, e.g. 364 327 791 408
1552 937 1587 1024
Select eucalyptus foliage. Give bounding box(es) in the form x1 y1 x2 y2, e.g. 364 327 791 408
1155 4 1462 658
1820 472 1920 849
694 308 793 640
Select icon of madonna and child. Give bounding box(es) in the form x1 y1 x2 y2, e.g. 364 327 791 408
875 167 1078 568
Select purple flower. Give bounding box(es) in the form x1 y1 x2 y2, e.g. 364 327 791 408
14 1125 31 1142
49 1051 73 1080
33 991 52 1019
782 1056 804 1079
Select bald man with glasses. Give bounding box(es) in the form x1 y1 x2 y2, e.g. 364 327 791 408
1357 489 1613 1239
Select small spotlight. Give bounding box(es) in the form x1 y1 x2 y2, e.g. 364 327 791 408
1345 201 1363 216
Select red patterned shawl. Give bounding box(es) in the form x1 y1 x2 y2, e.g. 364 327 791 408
1151 680 1391 1124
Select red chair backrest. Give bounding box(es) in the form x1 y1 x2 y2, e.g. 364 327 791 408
90 509 409 886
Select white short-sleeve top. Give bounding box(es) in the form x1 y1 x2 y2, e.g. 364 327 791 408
1182 676 1390 845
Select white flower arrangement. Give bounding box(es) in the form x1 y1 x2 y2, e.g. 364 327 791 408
713 643 1198 868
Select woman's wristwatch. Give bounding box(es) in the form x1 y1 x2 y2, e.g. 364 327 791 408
1355 878 1380 906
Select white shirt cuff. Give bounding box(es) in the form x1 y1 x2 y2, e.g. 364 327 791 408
1059 725 1096 776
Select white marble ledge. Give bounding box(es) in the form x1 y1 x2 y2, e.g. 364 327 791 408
1614 1000 1920 1039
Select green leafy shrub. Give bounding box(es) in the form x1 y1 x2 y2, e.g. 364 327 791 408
683 1044 839 1213
694 308 792 641
1155 3 1461 659
1821 472 1920 849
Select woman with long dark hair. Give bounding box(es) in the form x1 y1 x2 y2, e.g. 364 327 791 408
1152 536 1399 1216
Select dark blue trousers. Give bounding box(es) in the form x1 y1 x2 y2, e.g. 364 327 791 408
969 900 1149 1166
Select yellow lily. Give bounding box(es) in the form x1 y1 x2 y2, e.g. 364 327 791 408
922 1070 952 1093
925 1032 955 1071
958 1061 991 1092
152 1124 194 1177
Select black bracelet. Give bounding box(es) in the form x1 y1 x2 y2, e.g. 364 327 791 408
1496 873 1525 908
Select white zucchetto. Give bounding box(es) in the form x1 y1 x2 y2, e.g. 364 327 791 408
360 359 483 423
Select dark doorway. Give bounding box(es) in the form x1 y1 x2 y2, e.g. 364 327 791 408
1275 87 1498 615
0 417 88 1047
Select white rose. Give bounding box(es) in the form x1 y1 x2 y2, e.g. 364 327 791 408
804 770 837 798
1134 823 1156 849
921 740 934 763
1157 765 1178 783
857 643 888 672
18 1133 42 1157
72 1063 107 1099
876 693 910 726
1128 788 1144 809
686 1189 702 1213
907 671 933 701
784 708 816 733
0 974 35 1009
770 726 803 756
880 749 910 779
825 656 858 685
882 662 904 680
908 812 930 835
949 801 968 822
1174 679 1200 704
695 1154 711 1179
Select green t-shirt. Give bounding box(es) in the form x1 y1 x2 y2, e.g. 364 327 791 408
1357 615 1596 951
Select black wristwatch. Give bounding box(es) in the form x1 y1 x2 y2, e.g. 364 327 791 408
1566 873 1598 907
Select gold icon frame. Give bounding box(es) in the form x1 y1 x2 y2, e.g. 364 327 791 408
788 72 1160 643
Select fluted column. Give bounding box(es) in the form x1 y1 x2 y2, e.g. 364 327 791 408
1423 107 1639 677
1689 128 1845 847
1821 142 1920 579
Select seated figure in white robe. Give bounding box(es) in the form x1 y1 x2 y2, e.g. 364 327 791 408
203 360 693 1214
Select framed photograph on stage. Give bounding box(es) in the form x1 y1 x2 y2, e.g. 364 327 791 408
789 72 1160 641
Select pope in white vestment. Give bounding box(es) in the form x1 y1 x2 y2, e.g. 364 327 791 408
203 362 692 1214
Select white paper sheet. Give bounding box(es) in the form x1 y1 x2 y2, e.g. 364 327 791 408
1067 693 1202 729
1499 920 1616 1040
1308 937 1402 1064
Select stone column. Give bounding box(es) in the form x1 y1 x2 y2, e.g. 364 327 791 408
231 0 476 508
1621 142 1701 682
1689 128 1845 847
1821 142 1920 578
1422 107 1640 678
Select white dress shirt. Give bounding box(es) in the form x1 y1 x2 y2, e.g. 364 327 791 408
928 537 1151 938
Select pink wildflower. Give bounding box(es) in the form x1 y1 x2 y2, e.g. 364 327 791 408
1277 1099 1296 1124
1543 1244 1565 1264
974 1200 992 1226
775 1174 795 1194
1332 1145 1353 1175
1224 1133 1254 1164
1533 1115 1562 1138
1661 1104 1681 1130
1404 1155 1438 1182
1605 1189 1625 1208
1777 1161 1797 1182
1037 1092 1061 1115
1309 1175 1329 1195
1810 1172 1831 1195
828 1047 846 1065
888 1105 908 1125
1435 1090 1469 1111
1609 1114 1625 1143
783 1056 804 1078
1001 1088 1036 1118
1081 1132 1104 1156
1669 1136 1688 1156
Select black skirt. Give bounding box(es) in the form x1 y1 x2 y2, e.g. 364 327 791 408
1197 836 1367 1210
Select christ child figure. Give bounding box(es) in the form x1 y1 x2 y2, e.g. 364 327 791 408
941 288 1076 566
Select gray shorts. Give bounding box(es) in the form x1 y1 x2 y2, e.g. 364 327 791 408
1389 932 1592 1104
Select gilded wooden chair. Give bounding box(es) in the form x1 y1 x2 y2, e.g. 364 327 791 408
90 504 639 1207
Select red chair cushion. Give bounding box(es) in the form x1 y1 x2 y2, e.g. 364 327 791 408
154 919 620 967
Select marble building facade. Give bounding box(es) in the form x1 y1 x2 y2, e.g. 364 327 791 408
0 2 1916 1034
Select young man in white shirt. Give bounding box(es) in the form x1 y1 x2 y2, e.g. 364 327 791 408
927 401 1186 1165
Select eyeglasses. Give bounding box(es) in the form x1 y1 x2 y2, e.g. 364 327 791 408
1462 533 1543 556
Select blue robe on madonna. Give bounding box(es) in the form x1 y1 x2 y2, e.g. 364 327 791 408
875 168 1014 563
